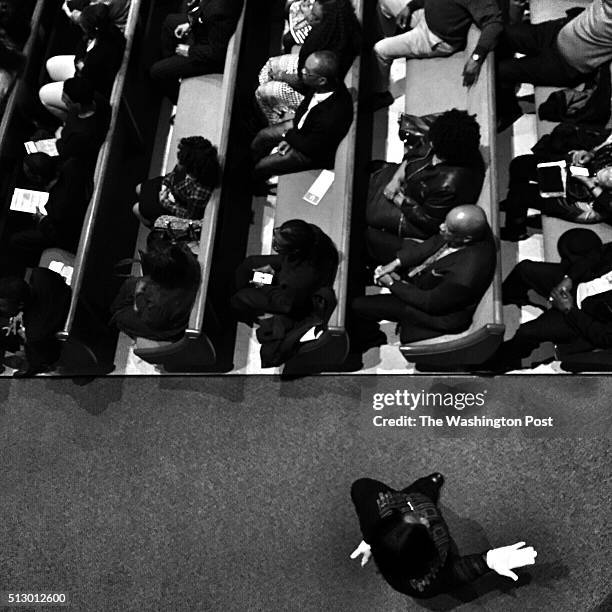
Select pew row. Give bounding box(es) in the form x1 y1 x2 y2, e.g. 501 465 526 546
131 1 247 371
271 0 363 373
529 0 612 259
531 0 612 372
0 0 58 236
398 26 505 367
46 0 143 356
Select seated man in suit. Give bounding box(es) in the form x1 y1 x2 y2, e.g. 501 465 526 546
150 0 244 104
250 49 353 189
350 204 496 349
478 228 612 372
0 269 71 377
350 474 537 598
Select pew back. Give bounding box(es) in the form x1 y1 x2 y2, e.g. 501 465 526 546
133 1 247 370
530 0 612 260
272 0 363 371
399 26 504 365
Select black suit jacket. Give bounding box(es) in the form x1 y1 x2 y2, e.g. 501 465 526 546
285 84 353 168
189 0 243 67
391 230 497 341
74 26 126 97
56 93 112 166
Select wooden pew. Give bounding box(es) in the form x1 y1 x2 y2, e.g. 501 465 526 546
529 0 612 260
49 0 143 352
0 0 58 237
398 26 505 367
270 0 363 373
131 1 247 371
531 1 612 371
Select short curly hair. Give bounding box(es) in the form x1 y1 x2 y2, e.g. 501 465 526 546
176 136 220 188
429 109 481 165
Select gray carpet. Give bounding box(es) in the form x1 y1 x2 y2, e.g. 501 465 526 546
0 376 610 612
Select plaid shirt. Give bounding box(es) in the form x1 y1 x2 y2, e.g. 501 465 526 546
160 166 213 220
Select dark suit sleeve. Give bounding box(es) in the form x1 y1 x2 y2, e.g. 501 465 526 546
564 306 612 348
396 236 442 268
389 280 477 315
284 93 353 160
350 478 395 544
442 551 491 587
189 5 241 63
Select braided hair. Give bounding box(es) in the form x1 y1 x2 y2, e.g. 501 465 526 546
298 0 362 78
428 108 483 167
176 136 220 188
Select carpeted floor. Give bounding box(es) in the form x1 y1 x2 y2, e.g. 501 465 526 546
0 376 610 612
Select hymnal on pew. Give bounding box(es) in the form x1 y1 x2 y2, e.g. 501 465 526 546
10 188 49 215
303 170 335 205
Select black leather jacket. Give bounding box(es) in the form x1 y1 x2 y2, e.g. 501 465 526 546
400 154 485 236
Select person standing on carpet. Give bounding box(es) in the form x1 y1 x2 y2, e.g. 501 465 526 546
350 475 537 597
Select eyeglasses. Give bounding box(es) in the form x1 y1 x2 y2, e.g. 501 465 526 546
301 68 320 78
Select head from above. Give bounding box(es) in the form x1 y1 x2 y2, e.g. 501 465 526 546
306 0 327 27
78 2 110 37
272 219 317 259
22 152 59 188
429 109 481 165
0 276 30 318
177 136 220 188
141 243 201 290
62 77 95 112
381 517 437 579
439 205 488 247
595 166 612 190
301 50 339 91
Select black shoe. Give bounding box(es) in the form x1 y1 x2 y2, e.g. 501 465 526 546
427 472 444 489
500 225 529 241
251 181 276 196
467 358 521 375
526 214 542 229
369 91 394 112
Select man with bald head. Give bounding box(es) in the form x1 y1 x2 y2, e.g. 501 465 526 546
251 50 353 188
351 205 497 346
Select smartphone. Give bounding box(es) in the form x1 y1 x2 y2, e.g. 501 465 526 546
252 271 274 285
537 161 566 198
569 165 590 177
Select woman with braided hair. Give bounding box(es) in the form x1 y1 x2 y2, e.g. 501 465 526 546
133 136 220 227
256 0 361 125
365 108 486 262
